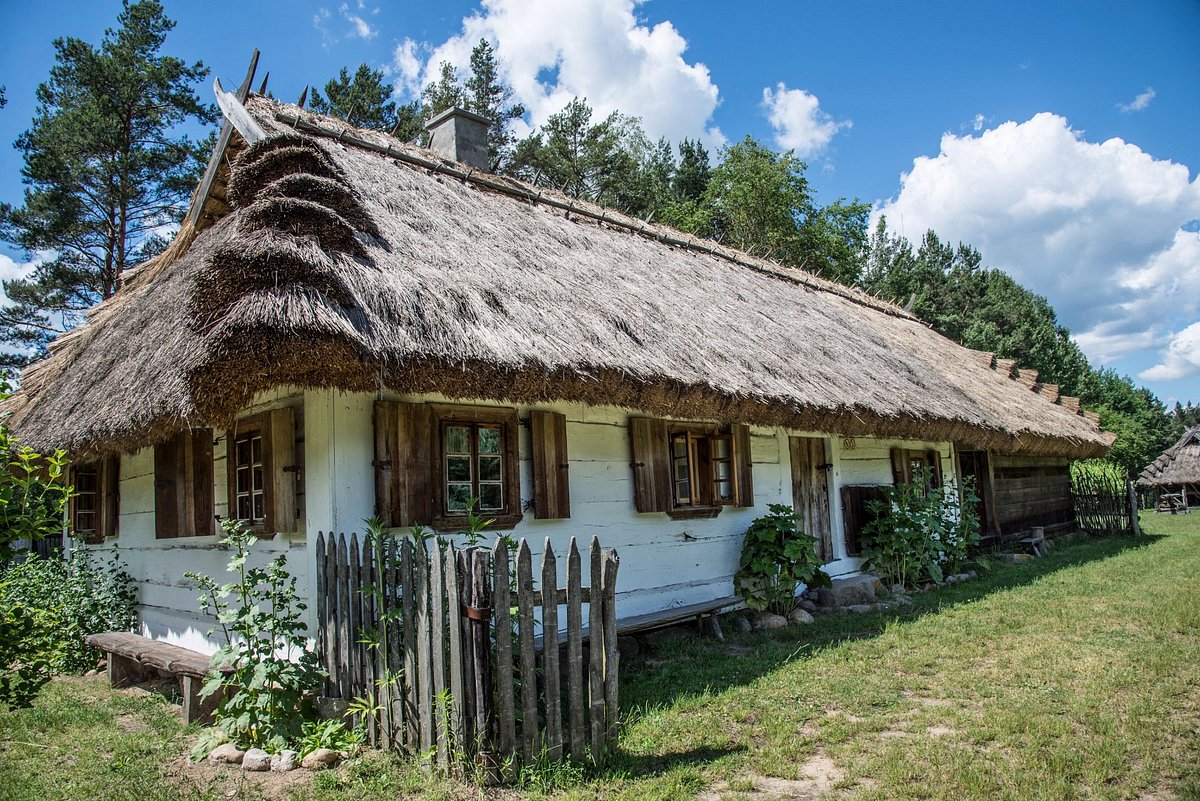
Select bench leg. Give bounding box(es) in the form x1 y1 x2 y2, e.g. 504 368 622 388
181 675 227 725
107 653 142 688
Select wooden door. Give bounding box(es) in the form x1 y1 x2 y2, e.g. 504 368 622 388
956 449 999 539
789 437 833 562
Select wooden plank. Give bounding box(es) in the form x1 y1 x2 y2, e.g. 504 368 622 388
602 549 620 752
415 541 433 759
373 401 398 526
401 538 418 750
541 541 563 760
348 534 364 710
315 533 329 695
732 423 754 507
566 538 585 760
445 542 465 753
188 50 258 227
629 417 671 513
430 544 448 768
458 550 477 749
492 539 516 757
377 537 393 751
588 538 605 761
153 433 183 539
267 407 297 533
361 535 377 745
516 540 538 762
532 410 571 519
790 437 832 562
469 549 495 776
189 430 214 537
336 534 352 702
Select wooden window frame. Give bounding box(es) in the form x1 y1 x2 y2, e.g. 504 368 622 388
69 456 119 544
228 417 268 532
225 408 299 537
666 423 737 518
429 404 521 531
155 430 214 540
891 447 943 494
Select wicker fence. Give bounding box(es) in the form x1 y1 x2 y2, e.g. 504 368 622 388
314 532 619 771
1071 472 1141 536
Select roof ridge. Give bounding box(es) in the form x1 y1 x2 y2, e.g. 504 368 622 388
261 99 922 325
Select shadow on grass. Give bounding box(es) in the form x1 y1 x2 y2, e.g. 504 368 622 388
603 744 747 780
616 532 1161 731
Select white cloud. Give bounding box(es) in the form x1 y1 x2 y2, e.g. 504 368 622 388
339 3 376 40
313 3 378 46
399 0 724 147
874 112 1200 378
972 113 985 132
1118 86 1156 113
1141 321 1200 381
392 38 424 95
760 83 849 157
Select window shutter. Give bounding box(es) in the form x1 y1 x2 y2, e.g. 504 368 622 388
265 407 297 533
190 429 215 537
155 429 213 539
374 400 433 527
890 448 910 485
101 455 120 540
629 416 670 513
732 423 754 507
927 449 943 489
531 410 570 519
841 485 887 557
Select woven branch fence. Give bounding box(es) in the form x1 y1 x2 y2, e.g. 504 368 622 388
314 532 620 771
1071 472 1141 536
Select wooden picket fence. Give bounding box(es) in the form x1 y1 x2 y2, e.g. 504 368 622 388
1071 471 1141 536
314 532 620 771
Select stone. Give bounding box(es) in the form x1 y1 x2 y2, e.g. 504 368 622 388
734 616 752 633
753 612 789 630
954 573 971 583
242 748 271 771
208 743 246 764
893 595 913 606
890 584 907 596
846 604 874 614
968 570 979 578
798 599 817 612
271 750 298 772
789 608 815 624
818 574 882 607
301 748 340 770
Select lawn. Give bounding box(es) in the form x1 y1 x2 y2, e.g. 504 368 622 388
2 512 1198 801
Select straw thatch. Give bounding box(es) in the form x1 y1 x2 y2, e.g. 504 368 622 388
3 96 1113 462
1137 428 1200 488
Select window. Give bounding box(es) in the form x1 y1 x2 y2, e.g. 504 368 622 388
890 447 943 495
629 417 752 515
224 408 299 535
443 422 506 514
69 455 119 544
155 430 214 539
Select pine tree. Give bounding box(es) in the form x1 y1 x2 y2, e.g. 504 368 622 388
463 39 525 171
0 0 214 366
0 86 6 109
420 62 466 122
309 64 397 131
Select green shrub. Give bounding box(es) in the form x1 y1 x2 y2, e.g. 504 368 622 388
735 504 830 616
187 519 325 755
0 423 72 563
861 468 981 588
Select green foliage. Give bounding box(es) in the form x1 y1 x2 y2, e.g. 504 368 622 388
0 546 137 674
0 430 71 563
186 520 324 754
0 600 56 709
861 470 981 588
463 39 526 171
309 64 399 131
298 718 364 759
734 504 829 616
0 0 214 365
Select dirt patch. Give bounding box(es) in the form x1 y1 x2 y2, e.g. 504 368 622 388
925 725 956 737
699 760 847 801
115 713 150 735
166 754 316 800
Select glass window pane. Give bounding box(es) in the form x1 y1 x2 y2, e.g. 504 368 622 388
238 496 250 520
447 483 471 512
446 426 471 454
715 480 733 502
478 427 501 454
712 438 730 459
237 467 249 493
478 454 502 481
253 494 264 520
77 512 96 532
479 482 503 510
715 461 731 481
447 455 471 482
252 436 262 463
252 465 263 492
236 440 249 464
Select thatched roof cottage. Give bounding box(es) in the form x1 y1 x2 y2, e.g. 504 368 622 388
3 86 1111 651
1138 427 1199 512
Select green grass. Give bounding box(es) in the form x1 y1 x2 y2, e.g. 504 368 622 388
3 512 1199 800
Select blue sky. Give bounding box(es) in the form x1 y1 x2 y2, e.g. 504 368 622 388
1 0 1198 404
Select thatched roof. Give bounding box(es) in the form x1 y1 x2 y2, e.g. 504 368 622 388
3 96 1113 461
1138 428 1200 488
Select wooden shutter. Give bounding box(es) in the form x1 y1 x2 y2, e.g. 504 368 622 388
531 410 571 519
732 423 754 507
374 400 433 527
927 449 943 488
629 417 670 513
155 429 213 539
841 485 887 557
265 407 297 533
101 455 120 540
890 448 910 485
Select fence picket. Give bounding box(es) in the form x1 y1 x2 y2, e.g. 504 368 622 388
588 538 605 761
401 538 417 749
566 538 585 761
336 533 351 704
458 549 477 748
446 542 465 753
541 541 563 760
602 549 620 751
492 540 516 756
516 540 538 762
361 535 377 745
430 544 448 768
415 541 433 759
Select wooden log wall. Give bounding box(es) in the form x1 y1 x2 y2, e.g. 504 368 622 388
990 455 1075 536
314 532 620 772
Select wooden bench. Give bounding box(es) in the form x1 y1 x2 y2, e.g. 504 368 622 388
85 632 230 724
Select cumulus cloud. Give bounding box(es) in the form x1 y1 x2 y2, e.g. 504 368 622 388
392 38 423 95
874 112 1200 380
314 3 378 46
1141 321 1200 381
1118 86 1155 113
398 0 724 146
760 83 849 157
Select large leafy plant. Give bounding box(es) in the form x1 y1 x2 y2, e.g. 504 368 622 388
187 520 324 755
861 468 981 588
735 504 830 616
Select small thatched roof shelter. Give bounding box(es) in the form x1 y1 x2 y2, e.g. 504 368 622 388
2 95 1113 461
1137 427 1200 489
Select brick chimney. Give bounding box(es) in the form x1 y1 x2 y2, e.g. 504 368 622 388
424 107 491 171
